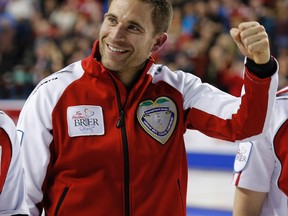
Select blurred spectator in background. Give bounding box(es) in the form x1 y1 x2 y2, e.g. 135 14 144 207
0 0 288 99
278 48 288 89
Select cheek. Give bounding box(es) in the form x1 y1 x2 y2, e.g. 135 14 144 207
99 24 110 38
136 40 155 54
134 45 151 59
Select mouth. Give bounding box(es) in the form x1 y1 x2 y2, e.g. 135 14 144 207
107 44 128 53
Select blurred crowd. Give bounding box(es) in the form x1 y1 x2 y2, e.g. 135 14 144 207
0 0 288 99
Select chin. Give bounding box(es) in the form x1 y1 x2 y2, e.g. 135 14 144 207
102 62 119 72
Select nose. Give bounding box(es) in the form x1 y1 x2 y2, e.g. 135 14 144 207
110 25 125 41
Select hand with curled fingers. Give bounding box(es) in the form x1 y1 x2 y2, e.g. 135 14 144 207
230 21 270 64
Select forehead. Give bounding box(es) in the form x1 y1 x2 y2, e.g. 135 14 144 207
108 0 154 27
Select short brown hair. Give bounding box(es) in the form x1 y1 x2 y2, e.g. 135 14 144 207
107 0 173 34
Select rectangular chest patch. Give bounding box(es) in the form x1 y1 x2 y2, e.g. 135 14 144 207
67 106 105 137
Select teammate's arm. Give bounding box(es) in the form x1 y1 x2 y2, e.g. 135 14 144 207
233 187 266 216
0 128 12 192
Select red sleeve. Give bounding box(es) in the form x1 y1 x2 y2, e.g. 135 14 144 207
274 120 288 196
0 128 12 193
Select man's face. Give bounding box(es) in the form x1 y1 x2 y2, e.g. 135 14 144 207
99 0 164 73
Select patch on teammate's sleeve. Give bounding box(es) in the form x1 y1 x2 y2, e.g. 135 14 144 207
234 141 252 172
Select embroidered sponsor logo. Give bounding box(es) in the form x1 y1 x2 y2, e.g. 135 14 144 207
137 97 177 145
67 106 104 137
234 141 252 172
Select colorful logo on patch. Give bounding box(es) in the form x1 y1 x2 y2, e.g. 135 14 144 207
137 97 177 144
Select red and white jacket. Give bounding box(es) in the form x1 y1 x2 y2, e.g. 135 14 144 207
17 41 278 216
233 87 288 215
0 111 28 215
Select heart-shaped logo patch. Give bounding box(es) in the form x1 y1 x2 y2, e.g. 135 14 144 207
137 97 177 144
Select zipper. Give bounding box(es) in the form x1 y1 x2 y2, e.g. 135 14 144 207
117 109 125 128
109 75 130 216
177 179 185 214
55 186 69 216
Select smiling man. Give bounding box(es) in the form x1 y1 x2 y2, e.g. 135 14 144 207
99 0 168 89
17 0 279 215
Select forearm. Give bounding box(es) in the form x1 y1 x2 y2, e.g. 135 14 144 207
233 187 266 216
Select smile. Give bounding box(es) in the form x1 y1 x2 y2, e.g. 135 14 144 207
108 44 127 53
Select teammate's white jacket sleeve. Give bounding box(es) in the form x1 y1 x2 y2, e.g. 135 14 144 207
0 111 28 215
232 135 274 192
232 99 288 216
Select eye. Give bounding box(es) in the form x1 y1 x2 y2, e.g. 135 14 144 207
105 15 117 26
128 24 142 33
108 17 117 25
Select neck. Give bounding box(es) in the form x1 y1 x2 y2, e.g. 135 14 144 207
112 62 147 89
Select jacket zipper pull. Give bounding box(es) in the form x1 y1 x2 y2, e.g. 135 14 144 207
116 109 125 128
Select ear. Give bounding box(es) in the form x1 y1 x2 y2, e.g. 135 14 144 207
151 33 168 52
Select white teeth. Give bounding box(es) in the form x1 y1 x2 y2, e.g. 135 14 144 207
108 45 126 53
